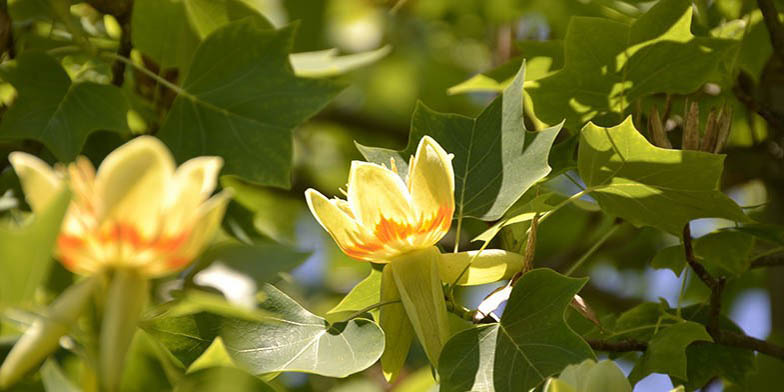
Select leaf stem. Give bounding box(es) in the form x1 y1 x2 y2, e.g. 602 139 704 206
99 52 188 97
565 220 622 276
341 300 400 321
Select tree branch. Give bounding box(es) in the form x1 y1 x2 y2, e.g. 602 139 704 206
751 252 784 268
714 330 784 360
757 0 784 62
588 339 647 352
682 224 718 289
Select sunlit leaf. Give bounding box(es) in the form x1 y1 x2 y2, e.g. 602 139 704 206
358 63 561 221
578 117 748 234
525 0 737 128
142 284 384 377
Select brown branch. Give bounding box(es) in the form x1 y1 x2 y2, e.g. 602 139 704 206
751 252 784 268
588 339 647 353
757 0 784 62
682 224 718 289
714 330 784 360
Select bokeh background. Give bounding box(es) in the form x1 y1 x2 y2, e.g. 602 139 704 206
2 0 783 391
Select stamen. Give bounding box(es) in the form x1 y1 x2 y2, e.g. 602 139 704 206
389 158 398 174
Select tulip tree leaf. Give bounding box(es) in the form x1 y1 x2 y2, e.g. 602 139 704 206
0 52 130 161
651 231 754 276
0 189 70 309
447 40 564 95
131 0 274 71
327 267 382 318
438 268 595 392
677 305 756 389
157 20 343 187
174 367 275 392
628 321 712 384
578 117 748 235
525 0 737 128
358 63 562 221
142 284 384 377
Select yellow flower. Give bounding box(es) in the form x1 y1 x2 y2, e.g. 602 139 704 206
9 136 230 277
305 136 454 262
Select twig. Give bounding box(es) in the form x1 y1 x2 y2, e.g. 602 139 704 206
341 300 400 321
588 339 647 352
682 224 717 289
750 252 784 268
110 18 132 86
757 0 784 62
714 330 784 360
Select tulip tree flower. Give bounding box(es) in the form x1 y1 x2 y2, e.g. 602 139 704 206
306 136 523 380
1 136 230 390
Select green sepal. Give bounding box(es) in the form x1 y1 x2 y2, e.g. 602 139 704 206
389 247 450 367
100 269 150 391
0 276 99 388
379 265 414 382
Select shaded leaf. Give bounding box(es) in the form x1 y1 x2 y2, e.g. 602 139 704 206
174 367 275 392
0 189 70 308
131 0 273 71
438 268 594 392
0 52 129 160
628 321 712 384
157 21 343 186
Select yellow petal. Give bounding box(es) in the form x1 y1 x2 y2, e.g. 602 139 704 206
164 156 223 234
8 152 63 212
146 190 231 277
407 136 454 219
94 136 175 237
438 249 523 286
305 189 370 259
347 161 415 229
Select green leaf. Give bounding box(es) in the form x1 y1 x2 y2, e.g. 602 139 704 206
447 40 564 95
174 367 275 392
438 268 595 392
40 360 79 392
0 189 70 309
728 223 784 246
651 245 687 276
290 46 391 78
143 284 384 377
525 0 737 128
549 359 631 392
628 321 712 384
327 267 382 317
676 305 756 389
157 21 343 187
651 231 755 276
0 52 130 161
358 63 562 221
187 337 235 373
131 0 273 71
578 117 748 235
693 231 754 276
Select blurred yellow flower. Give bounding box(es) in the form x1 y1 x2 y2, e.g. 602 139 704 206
9 136 230 277
306 136 454 262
